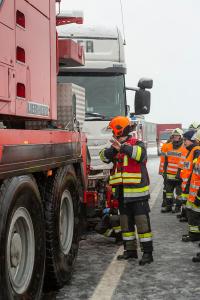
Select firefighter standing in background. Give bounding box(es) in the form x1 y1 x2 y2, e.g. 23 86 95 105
160 128 185 213
99 116 153 265
159 135 172 212
181 130 200 242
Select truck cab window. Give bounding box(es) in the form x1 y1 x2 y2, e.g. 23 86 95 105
58 74 126 120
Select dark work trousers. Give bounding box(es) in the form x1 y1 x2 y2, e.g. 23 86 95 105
165 179 180 209
174 184 182 208
187 209 200 241
118 194 153 254
161 177 167 207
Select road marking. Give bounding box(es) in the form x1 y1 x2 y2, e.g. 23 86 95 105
89 246 125 300
89 177 162 300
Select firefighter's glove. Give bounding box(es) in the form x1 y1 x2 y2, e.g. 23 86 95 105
109 207 118 215
103 208 110 215
120 144 132 157
110 138 121 151
175 169 182 182
162 173 167 182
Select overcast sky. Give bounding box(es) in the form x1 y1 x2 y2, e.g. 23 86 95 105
61 0 200 127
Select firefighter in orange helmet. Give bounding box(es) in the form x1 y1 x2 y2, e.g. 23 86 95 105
99 116 153 265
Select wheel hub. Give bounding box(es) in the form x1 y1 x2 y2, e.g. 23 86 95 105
59 190 74 255
7 207 35 294
10 232 22 268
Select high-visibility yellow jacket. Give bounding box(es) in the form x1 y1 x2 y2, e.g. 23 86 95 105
100 136 150 203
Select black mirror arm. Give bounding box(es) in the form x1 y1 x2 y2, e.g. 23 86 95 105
126 86 140 92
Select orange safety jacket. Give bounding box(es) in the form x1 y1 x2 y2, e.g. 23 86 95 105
100 137 150 203
181 146 200 199
164 143 186 180
159 142 169 175
188 156 200 209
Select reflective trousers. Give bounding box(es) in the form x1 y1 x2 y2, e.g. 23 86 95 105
187 209 200 240
119 200 153 253
163 179 181 208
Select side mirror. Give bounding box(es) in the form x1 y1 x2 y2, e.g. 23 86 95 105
134 89 150 115
126 78 153 115
138 78 153 89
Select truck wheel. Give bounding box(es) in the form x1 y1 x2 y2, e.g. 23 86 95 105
0 176 45 300
43 165 81 291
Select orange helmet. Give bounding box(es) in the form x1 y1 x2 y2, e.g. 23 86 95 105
108 116 131 137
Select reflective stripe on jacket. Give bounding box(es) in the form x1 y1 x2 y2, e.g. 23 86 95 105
178 147 188 170
188 156 200 204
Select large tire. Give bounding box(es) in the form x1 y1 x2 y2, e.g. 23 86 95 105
43 165 81 291
0 176 45 300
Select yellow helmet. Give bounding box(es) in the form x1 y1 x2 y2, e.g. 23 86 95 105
192 129 200 142
189 122 200 130
171 128 183 137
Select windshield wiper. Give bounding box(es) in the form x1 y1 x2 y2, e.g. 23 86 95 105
85 112 105 120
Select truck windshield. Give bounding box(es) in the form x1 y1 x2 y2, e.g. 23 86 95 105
160 132 172 140
58 73 126 120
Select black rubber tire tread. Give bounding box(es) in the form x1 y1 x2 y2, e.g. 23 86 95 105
0 175 45 300
43 165 81 291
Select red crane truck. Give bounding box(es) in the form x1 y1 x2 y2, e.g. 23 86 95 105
0 1 88 299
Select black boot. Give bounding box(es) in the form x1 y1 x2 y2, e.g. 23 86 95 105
192 255 200 262
139 252 153 266
175 205 181 213
182 234 200 242
171 205 176 213
179 216 188 222
161 206 172 213
115 233 123 246
182 234 191 242
117 250 138 260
